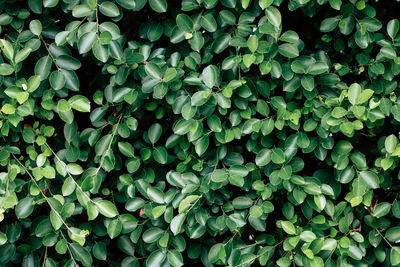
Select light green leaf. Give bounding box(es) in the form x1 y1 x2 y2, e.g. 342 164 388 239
145 62 163 80
265 6 281 28
29 20 42 36
148 123 162 144
99 1 120 17
201 65 218 88
300 231 317 242
168 250 184 267
278 43 299 58
78 32 97 54
95 200 119 218
15 48 32 64
66 163 83 175
385 134 398 154
348 83 361 105
388 19 399 40
68 95 91 112
281 221 296 235
147 187 165 204
149 0 167 13
359 170 380 189
0 39 14 61
15 197 34 219
391 247 400 266
170 213 186 235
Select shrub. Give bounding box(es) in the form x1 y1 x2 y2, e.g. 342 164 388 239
1 0 400 266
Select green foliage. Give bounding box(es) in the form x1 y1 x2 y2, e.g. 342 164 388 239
1 0 400 266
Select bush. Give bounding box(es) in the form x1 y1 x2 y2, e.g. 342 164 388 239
1 0 400 266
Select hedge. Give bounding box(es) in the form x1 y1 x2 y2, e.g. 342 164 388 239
1 0 400 266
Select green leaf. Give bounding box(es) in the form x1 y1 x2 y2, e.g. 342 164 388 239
168 250 184 267
107 219 122 239
278 44 299 58
320 17 339 32
259 0 273 9
69 95 91 112
149 0 167 13
72 4 93 18
66 163 83 175
265 6 281 28
201 65 218 88
247 35 258 53
56 55 81 70
332 107 347 118
50 210 63 230
15 48 32 64
0 63 14 75
164 68 177 82
373 202 391 218
62 177 76 196
0 232 7 245
95 134 112 156
388 19 399 40
2 104 15 114
170 213 186 235
308 62 329 75
148 123 162 144
143 227 164 243
391 247 400 266
195 136 209 156
271 148 285 164
78 32 97 54
243 54 256 68
360 17 382 32
95 200 119 218
99 1 120 17
147 187 165 204
49 71 66 90
255 149 271 166
43 0 58 8
386 227 400 242
281 221 296 235
348 83 361 105
153 146 168 164
300 231 317 242
359 171 380 189
118 142 135 157
212 33 231 54
92 242 107 260
176 14 193 33
211 169 228 183
146 250 166 266
314 194 326 210
15 197 34 219
208 243 226 263
152 205 166 218
329 0 341 10
34 56 52 81
0 39 14 61
250 206 263 217
232 196 253 209
201 14 217 32
145 62 163 80
321 238 337 250
70 243 93 267
29 20 42 36
385 134 398 154
348 245 362 260
381 46 397 59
